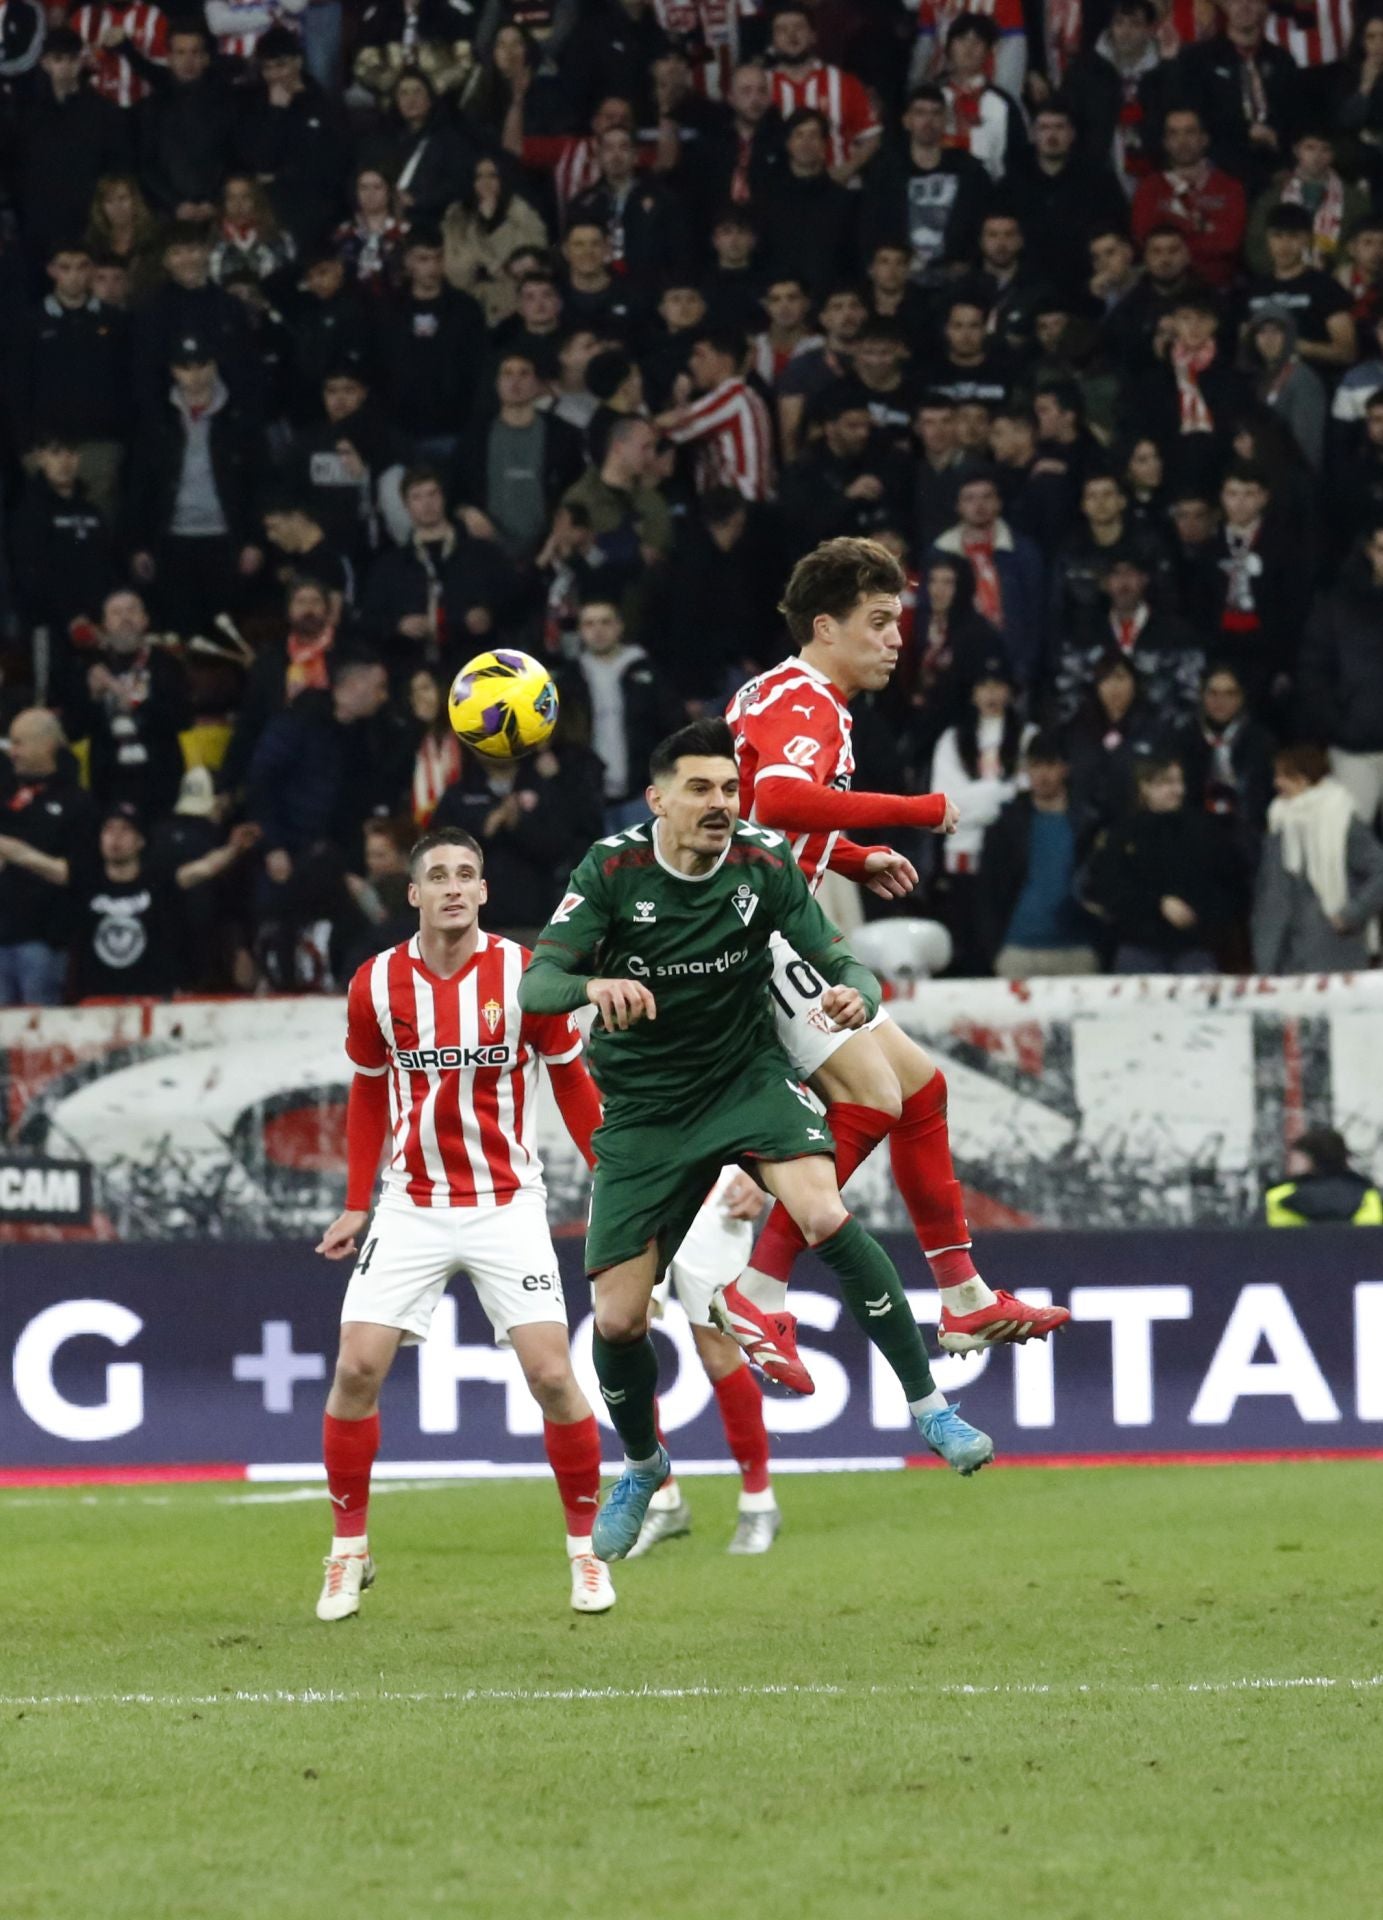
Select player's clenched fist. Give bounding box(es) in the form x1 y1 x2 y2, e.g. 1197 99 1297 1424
934 797 960 835
820 985 869 1031
586 978 658 1031
317 1209 369 1260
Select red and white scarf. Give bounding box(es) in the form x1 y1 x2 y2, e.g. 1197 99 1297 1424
1172 338 1216 434
961 529 1003 625
1111 604 1150 654
1280 168 1346 262
412 729 461 825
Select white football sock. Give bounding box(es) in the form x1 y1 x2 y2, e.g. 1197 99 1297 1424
938 1277 996 1314
738 1486 777 1514
330 1534 367 1557
566 1534 594 1558
908 1390 947 1417
738 1267 789 1314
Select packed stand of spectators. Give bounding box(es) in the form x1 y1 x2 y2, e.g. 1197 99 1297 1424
4 0 1383 1003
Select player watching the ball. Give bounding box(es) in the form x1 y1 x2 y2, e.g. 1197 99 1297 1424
715 538 1071 1391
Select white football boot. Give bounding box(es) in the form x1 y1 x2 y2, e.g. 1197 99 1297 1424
625 1491 694 1560
727 1505 782 1555
570 1551 617 1614
315 1548 375 1622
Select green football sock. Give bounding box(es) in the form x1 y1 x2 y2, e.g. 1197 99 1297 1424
591 1327 661 1461
813 1217 936 1403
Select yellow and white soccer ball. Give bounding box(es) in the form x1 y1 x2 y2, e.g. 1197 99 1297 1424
447 649 559 759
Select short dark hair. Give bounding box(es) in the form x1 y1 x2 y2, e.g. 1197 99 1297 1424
1274 742 1329 784
1292 1124 1349 1172
408 827 484 877
1266 204 1313 235
907 83 945 109
779 537 906 647
1025 729 1067 765
947 10 997 44
649 716 737 782
401 463 446 497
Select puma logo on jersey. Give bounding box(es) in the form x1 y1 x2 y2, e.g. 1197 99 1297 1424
791 705 815 716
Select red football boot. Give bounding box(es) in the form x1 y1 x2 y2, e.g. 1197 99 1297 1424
938 1291 1071 1354
709 1281 815 1396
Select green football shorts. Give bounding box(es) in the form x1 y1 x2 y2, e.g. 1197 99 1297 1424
584 1049 836 1276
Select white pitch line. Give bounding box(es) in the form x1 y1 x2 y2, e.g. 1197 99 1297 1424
3 1677 1380 1709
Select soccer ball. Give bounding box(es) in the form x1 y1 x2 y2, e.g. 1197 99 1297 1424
447 649 559 760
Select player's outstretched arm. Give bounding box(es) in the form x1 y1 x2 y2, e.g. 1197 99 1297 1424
752 776 959 838
547 1056 603 1168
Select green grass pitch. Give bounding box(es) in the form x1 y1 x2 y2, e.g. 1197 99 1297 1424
5 1462 1381 1920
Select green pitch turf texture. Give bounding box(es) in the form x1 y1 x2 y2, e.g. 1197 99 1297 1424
5 1462 1380 1920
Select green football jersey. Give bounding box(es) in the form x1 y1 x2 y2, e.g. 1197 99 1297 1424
520 817 879 1107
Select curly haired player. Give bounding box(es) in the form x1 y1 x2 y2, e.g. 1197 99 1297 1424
714 536 1070 1393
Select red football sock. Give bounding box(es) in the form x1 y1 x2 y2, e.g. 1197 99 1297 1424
712 1363 771 1494
543 1414 602 1539
891 1073 977 1289
753 1101 896 1281
323 1410 379 1538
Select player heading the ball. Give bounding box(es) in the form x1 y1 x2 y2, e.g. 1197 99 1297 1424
313 827 613 1622
520 717 994 1562
717 536 1071 1393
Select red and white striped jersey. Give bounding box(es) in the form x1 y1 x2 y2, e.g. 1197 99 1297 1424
668 375 775 500
1264 0 1353 65
726 655 854 891
523 133 657 219
70 1 168 105
345 931 582 1209
768 60 879 170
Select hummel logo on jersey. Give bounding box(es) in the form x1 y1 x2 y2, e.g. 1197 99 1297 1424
731 883 759 928
551 891 584 923
481 997 502 1034
633 899 656 923
865 1294 892 1318
807 1127 825 1142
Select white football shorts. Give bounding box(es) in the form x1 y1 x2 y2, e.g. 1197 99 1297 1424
653 1167 756 1329
768 931 886 1081
340 1192 568 1348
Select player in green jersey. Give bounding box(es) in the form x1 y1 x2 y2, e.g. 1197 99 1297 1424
520 717 993 1560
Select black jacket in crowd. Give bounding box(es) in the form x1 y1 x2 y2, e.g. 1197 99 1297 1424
126 388 266 552
430 744 606 933
0 760 93 949
246 688 412 862
372 286 488 438
1171 35 1301 187
11 474 117 638
975 792 1099 970
136 66 238 213
1299 554 1383 753
12 297 132 447
132 281 259 414
556 649 686 802
760 169 858 300
1085 804 1243 953
16 78 129 258
566 179 692 285
235 77 352 244
361 530 518 670
450 409 587 524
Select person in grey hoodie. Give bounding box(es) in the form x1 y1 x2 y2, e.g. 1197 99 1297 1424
1245 304 1326 472
1252 743 1383 974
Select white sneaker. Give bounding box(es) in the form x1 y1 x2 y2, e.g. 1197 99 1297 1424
625 1493 693 1560
315 1549 375 1622
570 1551 616 1614
727 1506 781 1555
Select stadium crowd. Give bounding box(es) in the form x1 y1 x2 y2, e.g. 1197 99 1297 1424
4 0 1383 1000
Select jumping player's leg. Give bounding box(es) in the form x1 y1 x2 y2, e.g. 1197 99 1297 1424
508 1322 613 1614
589 1241 673 1559
634 1172 778 1556
754 1152 992 1475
